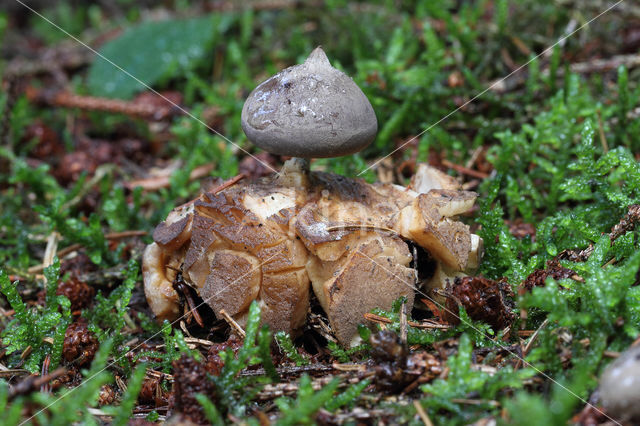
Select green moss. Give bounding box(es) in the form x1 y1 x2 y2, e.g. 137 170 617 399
275 375 340 425
0 259 71 373
420 334 534 424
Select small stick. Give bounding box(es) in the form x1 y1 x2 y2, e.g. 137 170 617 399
183 337 215 347
8 367 67 401
126 163 215 191
0 369 31 378
399 301 408 345
363 313 451 330
441 159 489 179
325 224 400 236
172 271 204 328
40 355 51 394
60 165 114 212
489 53 640 94
27 230 148 274
179 320 194 338
25 87 183 121
515 318 549 370
332 363 366 372
413 400 434 426
183 288 204 328
465 146 484 169
20 346 32 362
115 375 127 393
450 398 500 407
239 363 337 377
610 204 640 243
174 173 246 210
597 109 609 153
42 232 60 276
213 173 247 194
219 309 246 338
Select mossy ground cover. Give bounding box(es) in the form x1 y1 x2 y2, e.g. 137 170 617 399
1 1 639 424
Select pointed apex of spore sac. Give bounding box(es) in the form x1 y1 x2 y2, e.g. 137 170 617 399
241 47 378 158
305 46 331 68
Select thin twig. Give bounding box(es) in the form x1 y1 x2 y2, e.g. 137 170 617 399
176 280 204 328
27 230 148 274
42 232 60 280
219 309 246 338
174 173 246 210
8 368 67 401
515 318 549 370
490 53 640 94
211 173 246 194
399 301 408 345
441 159 489 179
364 312 451 330
597 109 608 153
239 363 339 377
0 369 31 378
25 87 183 121
413 400 434 426
450 398 500 407
325 224 401 236
40 355 51 394
60 165 114 212
126 163 215 191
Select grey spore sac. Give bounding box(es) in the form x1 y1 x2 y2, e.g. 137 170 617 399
599 344 640 421
241 47 377 158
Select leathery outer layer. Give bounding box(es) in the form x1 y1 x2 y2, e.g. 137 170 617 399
142 161 483 346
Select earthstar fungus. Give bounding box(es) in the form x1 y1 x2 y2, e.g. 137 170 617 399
142 47 483 346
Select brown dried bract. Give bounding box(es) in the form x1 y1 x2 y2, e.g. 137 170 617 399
205 335 243 376
24 120 64 160
368 330 443 393
610 204 640 243
139 375 169 407
170 355 218 425
507 220 536 240
97 384 117 407
62 319 98 367
369 330 409 391
443 276 515 330
557 245 594 263
56 277 95 311
521 259 576 292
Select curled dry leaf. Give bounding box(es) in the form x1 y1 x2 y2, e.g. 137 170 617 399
62 319 99 367
170 355 217 424
143 161 483 346
443 276 516 330
521 259 576 292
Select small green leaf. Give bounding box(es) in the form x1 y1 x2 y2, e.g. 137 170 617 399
87 15 231 99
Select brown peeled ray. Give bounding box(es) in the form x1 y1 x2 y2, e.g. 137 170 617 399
307 234 415 346
142 243 181 322
410 163 461 193
202 250 261 316
152 215 193 250
394 190 476 270
176 179 310 335
260 269 310 334
142 161 482 345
